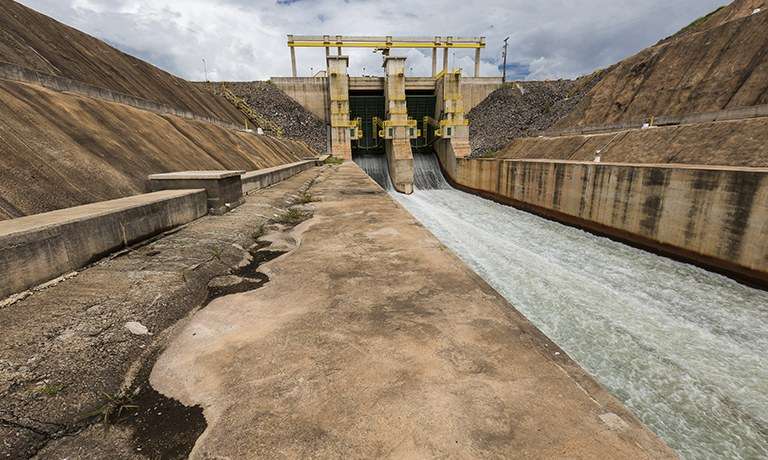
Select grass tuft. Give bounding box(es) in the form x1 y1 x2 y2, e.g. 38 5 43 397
324 156 344 165
273 208 310 226
36 383 63 397
86 392 139 426
296 191 317 204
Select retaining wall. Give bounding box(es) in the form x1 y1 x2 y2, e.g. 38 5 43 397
450 158 768 284
241 160 316 193
0 190 207 299
270 77 329 121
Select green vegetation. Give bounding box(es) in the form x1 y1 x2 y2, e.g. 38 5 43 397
252 223 266 241
210 246 225 262
86 392 139 425
273 208 310 226
680 6 726 35
36 383 63 397
324 156 344 165
296 191 317 204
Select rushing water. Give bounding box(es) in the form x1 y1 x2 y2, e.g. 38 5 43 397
387 152 768 459
353 152 394 191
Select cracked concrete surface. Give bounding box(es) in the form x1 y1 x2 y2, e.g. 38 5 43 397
0 167 325 458
152 162 675 458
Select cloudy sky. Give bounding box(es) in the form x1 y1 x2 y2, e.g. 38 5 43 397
18 0 725 81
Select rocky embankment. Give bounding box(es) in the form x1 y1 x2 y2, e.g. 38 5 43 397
467 73 603 156
210 81 327 154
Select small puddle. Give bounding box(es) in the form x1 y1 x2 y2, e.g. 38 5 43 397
205 248 286 302
115 247 287 457
120 382 205 459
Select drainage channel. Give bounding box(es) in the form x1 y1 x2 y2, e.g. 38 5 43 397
388 151 768 460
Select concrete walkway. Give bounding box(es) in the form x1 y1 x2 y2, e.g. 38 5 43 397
152 162 674 458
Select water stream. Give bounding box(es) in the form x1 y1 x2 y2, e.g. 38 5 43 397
387 151 768 459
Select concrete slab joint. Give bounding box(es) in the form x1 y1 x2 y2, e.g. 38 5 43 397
148 170 245 215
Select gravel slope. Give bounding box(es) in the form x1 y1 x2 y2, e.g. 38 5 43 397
467 73 602 157
213 81 327 154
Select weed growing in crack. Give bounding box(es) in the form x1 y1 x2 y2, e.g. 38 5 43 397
324 156 344 165
36 383 63 397
273 208 310 226
210 246 225 262
251 223 266 241
86 392 139 426
296 191 317 204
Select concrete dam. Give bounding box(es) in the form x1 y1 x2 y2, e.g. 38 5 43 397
3 4 768 458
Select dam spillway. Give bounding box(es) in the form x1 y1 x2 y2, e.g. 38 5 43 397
388 153 768 459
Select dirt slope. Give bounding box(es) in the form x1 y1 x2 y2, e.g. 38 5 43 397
0 79 313 220
496 117 768 167
662 0 765 40
557 3 768 127
0 0 244 124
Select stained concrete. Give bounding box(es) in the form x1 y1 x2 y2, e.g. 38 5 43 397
241 160 316 192
0 189 207 299
151 161 673 458
0 167 323 458
149 170 245 215
450 158 768 284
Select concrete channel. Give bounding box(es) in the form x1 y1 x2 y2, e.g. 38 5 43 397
149 162 673 458
383 152 768 459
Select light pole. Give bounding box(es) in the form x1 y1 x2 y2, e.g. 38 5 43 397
501 36 509 83
202 58 208 82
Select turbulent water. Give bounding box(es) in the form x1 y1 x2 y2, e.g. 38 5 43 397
388 152 768 460
353 152 393 191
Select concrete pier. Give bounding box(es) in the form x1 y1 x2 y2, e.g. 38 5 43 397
327 56 353 159
151 162 674 458
383 56 414 194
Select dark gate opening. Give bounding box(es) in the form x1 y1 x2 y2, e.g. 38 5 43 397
349 91 385 155
406 92 437 154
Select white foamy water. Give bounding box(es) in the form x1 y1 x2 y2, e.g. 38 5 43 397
389 157 768 459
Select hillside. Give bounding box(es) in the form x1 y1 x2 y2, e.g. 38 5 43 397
557 1 768 127
0 1 316 220
496 117 768 167
0 79 312 220
0 0 245 124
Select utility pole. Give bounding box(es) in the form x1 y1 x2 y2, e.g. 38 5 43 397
501 37 509 83
202 58 208 82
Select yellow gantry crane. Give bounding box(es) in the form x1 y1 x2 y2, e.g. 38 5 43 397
286 35 486 78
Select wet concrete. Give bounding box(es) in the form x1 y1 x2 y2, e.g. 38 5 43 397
151 161 674 458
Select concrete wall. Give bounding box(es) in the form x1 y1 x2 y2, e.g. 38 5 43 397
461 77 503 111
242 160 316 193
271 77 329 122
0 190 207 298
449 158 768 284
269 75 502 122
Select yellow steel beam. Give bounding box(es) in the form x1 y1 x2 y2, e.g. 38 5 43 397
288 42 484 49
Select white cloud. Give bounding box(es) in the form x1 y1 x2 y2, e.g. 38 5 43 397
18 0 726 81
